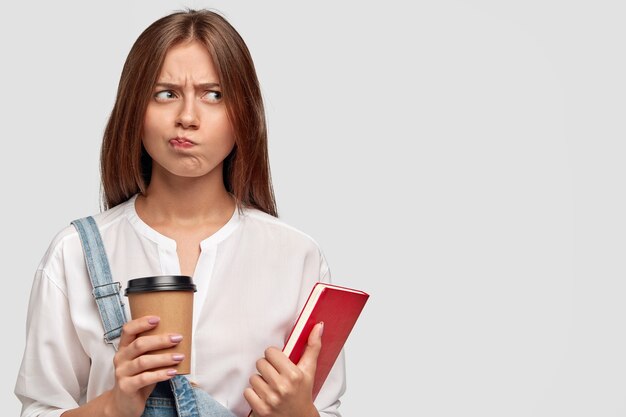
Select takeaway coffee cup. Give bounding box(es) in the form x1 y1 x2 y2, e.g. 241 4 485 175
124 275 197 374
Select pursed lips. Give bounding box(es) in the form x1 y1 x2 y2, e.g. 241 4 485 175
169 137 196 148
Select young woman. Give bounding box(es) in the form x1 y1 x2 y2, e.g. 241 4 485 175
15 9 345 417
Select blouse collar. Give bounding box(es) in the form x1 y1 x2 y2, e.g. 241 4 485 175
124 194 241 250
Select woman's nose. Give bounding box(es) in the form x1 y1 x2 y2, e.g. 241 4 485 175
176 99 200 129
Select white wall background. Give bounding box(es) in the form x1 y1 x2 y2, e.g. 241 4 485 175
2 1 625 416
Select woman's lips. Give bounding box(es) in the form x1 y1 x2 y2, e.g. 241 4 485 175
169 137 195 149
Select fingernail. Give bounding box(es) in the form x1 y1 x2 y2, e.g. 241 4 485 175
170 334 183 343
167 369 177 376
148 317 160 325
319 322 324 338
172 354 185 361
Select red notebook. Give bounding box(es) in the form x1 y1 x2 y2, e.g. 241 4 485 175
247 282 369 416
283 282 369 400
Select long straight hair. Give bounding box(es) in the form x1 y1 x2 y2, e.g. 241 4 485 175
100 9 277 216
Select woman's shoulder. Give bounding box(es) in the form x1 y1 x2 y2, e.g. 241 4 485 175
240 207 324 251
239 207 331 279
52 198 132 241
38 198 135 271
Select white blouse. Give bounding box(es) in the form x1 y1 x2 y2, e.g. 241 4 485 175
15 195 345 417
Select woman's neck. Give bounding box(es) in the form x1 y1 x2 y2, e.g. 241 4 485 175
136 165 235 228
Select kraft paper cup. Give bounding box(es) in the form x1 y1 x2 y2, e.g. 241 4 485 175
125 275 196 374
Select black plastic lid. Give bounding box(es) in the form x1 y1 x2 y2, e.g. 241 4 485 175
124 275 197 296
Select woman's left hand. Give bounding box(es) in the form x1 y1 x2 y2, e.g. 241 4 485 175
244 322 324 417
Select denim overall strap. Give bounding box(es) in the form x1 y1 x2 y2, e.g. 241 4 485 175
71 216 128 346
71 216 234 417
169 376 201 417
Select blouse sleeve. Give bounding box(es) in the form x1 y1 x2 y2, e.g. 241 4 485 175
313 251 347 417
15 268 90 417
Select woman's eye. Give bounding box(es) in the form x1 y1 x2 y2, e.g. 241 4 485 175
204 91 222 102
155 90 176 100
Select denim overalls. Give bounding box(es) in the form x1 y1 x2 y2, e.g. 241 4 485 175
72 216 236 417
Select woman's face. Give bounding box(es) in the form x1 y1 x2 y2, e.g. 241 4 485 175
143 40 234 182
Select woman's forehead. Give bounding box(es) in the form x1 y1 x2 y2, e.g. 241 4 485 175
157 40 219 84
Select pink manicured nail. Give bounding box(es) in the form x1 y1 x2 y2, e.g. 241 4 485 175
148 317 160 325
319 322 324 338
172 354 185 361
167 369 177 376
170 334 183 343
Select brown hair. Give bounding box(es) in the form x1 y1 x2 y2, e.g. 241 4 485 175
100 8 277 216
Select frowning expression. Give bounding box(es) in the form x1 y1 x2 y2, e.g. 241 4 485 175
143 40 235 182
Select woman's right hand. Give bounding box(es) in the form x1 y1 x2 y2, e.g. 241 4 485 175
105 316 185 417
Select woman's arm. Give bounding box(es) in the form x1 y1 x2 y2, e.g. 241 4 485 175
15 267 184 417
16 268 91 417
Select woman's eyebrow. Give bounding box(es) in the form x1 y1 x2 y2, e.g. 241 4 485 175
155 82 221 89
